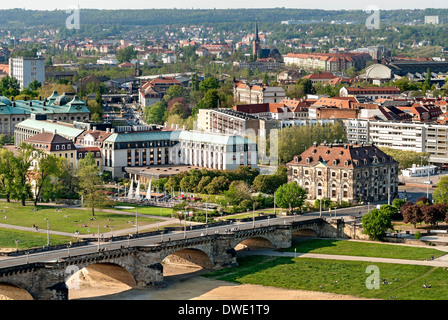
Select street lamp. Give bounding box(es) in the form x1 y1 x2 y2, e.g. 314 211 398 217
15 239 19 252
135 208 139 236
44 218 49 247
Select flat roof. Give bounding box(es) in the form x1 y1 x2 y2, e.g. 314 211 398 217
125 165 206 179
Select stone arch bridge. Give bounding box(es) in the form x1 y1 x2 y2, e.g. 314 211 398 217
0 218 347 300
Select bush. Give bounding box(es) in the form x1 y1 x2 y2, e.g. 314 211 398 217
414 231 422 240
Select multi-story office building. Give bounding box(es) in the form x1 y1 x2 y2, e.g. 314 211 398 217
9 57 45 89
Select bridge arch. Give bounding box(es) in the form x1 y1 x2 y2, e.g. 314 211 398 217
65 261 137 300
161 248 215 276
234 236 275 251
0 282 34 300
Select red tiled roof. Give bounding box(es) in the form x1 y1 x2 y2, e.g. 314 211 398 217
287 144 396 169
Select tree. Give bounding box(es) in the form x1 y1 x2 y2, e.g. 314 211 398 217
420 203 446 227
0 148 15 202
116 45 137 63
0 76 20 97
199 77 220 92
144 102 167 124
223 181 252 206
165 85 186 100
433 176 448 204
33 153 61 206
362 207 393 241
274 182 307 214
251 166 287 194
402 204 423 228
77 153 106 216
392 198 406 211
10 143 36 206
378 204 400 220
205 176 230 194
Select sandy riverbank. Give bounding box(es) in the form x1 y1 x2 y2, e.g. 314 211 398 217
70 265 369 301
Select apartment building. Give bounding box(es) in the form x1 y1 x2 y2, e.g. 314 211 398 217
368 121 426 152
339 87 401 102
284 52 371 72
233 80 286 104
9 57 45 89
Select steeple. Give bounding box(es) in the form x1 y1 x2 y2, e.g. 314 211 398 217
253 20 261 58
255 20 259 42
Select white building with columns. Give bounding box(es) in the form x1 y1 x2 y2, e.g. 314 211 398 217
101 129 258 178
169 131 258 171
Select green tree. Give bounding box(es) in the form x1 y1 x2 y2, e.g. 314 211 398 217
32 152 62 206
251 166 287 194
0 76 20 97
199 77 220 92
274 182 307 214
362 207 393 241
144 102 167 124
433 176 448 204
10 143 37 206
116 45 137 63
77 152 106 216
0 148 15 202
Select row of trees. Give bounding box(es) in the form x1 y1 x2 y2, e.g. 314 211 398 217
0 144 106 215
274 122 347 164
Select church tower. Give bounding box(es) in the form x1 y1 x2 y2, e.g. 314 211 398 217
253 21 261 59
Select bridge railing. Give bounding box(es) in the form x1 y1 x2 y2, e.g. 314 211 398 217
2 240 91 257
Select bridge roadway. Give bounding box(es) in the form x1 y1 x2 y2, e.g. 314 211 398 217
0 204 368 270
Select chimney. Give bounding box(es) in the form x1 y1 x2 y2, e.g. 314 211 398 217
41 128 45 133
111 128 115 133
93 126 96 132
54 129 57 134
106 128 110 133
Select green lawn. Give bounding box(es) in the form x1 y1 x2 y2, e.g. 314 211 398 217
286 239 445 261
0 202 161 236
204 255 448 300
0 228 76 250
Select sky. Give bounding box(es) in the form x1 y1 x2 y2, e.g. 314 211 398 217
1 0 448 10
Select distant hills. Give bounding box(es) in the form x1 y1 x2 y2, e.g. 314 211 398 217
0 8 447 27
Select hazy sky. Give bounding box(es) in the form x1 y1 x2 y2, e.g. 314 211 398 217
1 0 448 10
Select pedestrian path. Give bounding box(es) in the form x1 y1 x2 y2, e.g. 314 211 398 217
239 248 448 268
